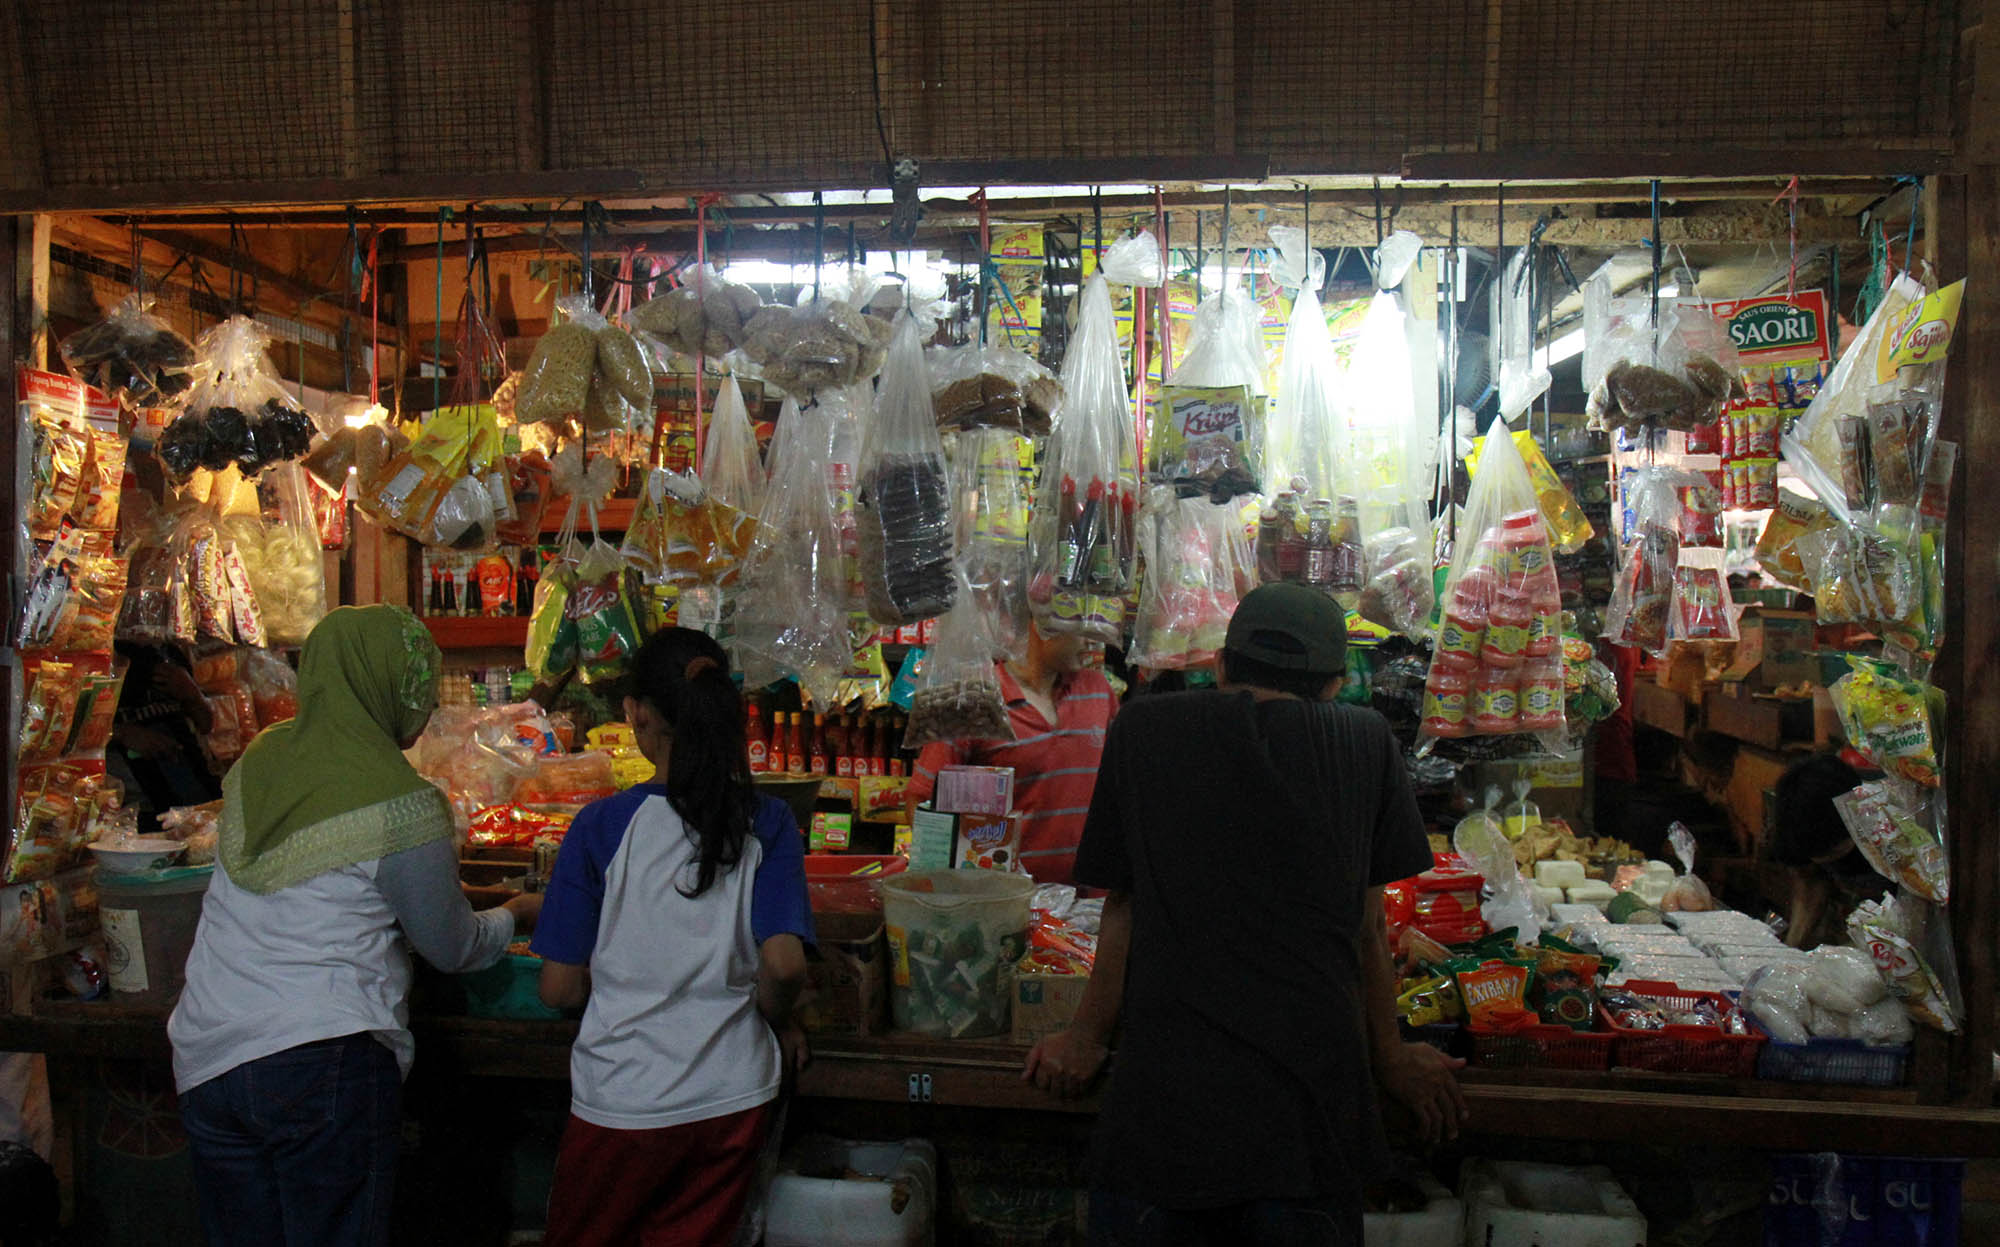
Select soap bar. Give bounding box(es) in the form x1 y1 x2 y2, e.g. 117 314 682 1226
1535 859 1587 889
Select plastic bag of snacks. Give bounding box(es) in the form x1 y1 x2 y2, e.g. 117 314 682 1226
1159 286 1267 491
157 316 316 481
1420 425 1565 746
904 569 1015 749
514 294 600 425
857 313 956 625
737 297 892 396
1846 893 1963 1033
362 404 504 547
242 646 299 726
215 463 327 646
628 264 763 360
948 429 1035 661
1795 525 1920 635
928 342 1063 437
1752 490 1831 591
1602 467 1694 656
1585 300 1746 434
1466 429 1593 556
699 372 767 516
731 398 855 705
1356 525 1433 640
566 538 642 686
1027 275 1138 646
1828 658 1940 787
1832 780 1948 903
60 293 196 406
1669 546 1737 643
21 372 92 541
620 468 758 589
1129 488 1251 670
18 524 125 653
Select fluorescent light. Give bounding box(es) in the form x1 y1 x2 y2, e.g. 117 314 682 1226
1545 328 1586 365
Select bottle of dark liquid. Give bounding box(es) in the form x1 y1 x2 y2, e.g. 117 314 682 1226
1274 491 1305 582
1303 499 1335 589
887 716 907 777
1330 495 1364 606
1256 505 1282 584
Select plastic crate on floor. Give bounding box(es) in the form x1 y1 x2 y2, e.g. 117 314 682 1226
1765 1154 1963 1245
1746 1015 1911 1088
1467 1020 1615 1072
1603 979 1765 1077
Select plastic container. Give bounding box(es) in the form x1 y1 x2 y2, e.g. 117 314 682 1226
879 871 1034 1038
97 866 213 1003
1363 1169 1461 1247
458 953 564 1020
1601 980 1764 1077
1466 1020 1616 1072
806 853 908 915
765 1136 938 1247
1746 1014 1911 1087
1765 1154 1962 1247
1461 1159 1647 1247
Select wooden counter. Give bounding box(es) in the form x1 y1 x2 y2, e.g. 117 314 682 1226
7 999 1997 1156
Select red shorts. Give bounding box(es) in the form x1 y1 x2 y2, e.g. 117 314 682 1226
544 1101 774 1247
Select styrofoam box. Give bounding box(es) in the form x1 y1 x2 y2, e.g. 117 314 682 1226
1362 1170 1460 1247
1532 884 1566 910
1462 1159 1647 1247
766 1137 938 1247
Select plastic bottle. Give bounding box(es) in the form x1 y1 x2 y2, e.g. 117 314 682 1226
1519 657 1564 731
1471 665 1521 733
747 705 768 773
809 713 830 776
1273 491 1304 581
1256 506 1282 584
1434 565 1497 673
833 715 854 778
1302 499 1335 589
1330 496 1364 604
1525 570 1563 659
1421 666 1472 737
1481 588 1532 668
786 712 808 774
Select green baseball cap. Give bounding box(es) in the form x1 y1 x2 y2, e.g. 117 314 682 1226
1224 582 1349 675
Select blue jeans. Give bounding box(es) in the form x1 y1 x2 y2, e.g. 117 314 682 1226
1089 1190 1363 1247
179 1033 400 1247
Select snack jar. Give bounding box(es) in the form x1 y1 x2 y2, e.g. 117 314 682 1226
1524 570 1563 659
1495 509 1552 583
1421 666 1473 737
1471 664 1521 734
1449 563 1499 627
1519 657 1564 731
1480 589 1532 668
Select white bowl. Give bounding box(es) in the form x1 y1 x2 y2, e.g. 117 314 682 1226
90 838 187 875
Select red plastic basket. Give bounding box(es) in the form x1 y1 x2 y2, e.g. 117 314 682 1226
804 853 907 914
1466 1019 1615 1071
1603 980 1766 1077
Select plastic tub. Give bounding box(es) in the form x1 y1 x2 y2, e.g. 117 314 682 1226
879 871 1034 1038
1466 1020 1615 1072
1602 979 1764 1077
807 853 908 916
1461 1159 1647 1247
97 866 212 1003
458 952 564 1020
1745 1014 1911 1087
1363 1169 1461 1247
1766 1154 1962 1246
765 1136 937 1247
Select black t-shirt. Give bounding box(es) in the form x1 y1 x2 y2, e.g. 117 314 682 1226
1073 691 1432 1209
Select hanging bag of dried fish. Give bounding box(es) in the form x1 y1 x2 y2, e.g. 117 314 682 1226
857 312 956 626
629 263 763 361
1584 295 1746 435
514 294 601 425
59 293 197 407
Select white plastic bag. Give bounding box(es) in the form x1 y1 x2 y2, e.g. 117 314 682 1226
1495 249 1551 421
1129 488 1252 670
904 568 1015 749
1804 945 1888 1015
949 428 1034 661
1098 230 1163 288
1158 286 1268 490
700 372 766 516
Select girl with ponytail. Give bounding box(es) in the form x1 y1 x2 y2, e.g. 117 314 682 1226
533 628 813 1245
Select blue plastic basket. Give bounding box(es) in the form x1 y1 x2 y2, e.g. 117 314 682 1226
1765 1154 1963 1245
1745 1015 1910 1088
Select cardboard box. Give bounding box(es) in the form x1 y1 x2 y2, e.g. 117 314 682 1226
909 806 1025 872
909 807 959 871
934 765 1015 816
1011 965 1090 1047
1472 750 1589 825
1722 608 1817 690
857 775 911 823
798 910 888 1037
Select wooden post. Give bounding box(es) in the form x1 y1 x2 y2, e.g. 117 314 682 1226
1 214 19 895
13 213 48 368
1929 169 1997 1106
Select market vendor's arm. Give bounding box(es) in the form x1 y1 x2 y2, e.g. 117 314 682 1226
378 837 533 973
1363 887 1467 1143
1024 889 1128 1098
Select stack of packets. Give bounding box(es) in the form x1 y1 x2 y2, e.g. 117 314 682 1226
1394 929 1610 1034
1012 883 1100 1046
909 765 1023 872
10 370 130 886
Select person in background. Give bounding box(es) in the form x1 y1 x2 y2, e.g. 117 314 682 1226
534 628 813 1247
170 606 539 1247
1025 583 1467 1246
1768 752 1883 949
906 616 1116 884
111 641 222 828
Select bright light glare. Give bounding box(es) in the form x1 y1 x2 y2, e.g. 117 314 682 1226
343 402 389 429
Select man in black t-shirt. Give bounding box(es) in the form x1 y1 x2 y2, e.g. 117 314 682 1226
1024 583 1469 1246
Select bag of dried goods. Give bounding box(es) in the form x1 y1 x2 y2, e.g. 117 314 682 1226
857 313 955 625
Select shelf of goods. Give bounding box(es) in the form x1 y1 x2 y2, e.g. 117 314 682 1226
422 615 530 649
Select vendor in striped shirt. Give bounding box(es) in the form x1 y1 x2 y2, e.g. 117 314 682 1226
907 620 1117 885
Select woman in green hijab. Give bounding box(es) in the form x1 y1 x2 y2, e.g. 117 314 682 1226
169 605 539 1247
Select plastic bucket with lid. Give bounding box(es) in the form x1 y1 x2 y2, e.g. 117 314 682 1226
97 866 212 1003
878 870 1034 1039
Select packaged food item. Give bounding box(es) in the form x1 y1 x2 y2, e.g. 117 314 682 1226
59 293 197 405
1466 430 1593 555
1451 957 1536 1026
1846 895 1962 1033
1027 275 1138 646
159 316 316 480
515 751 620 807
628 265 764 360
1669 546 1736 642
567 540 642 685
525 552 580 680
1159 288 1267 490
515 296 601 425
467 803 574 849
1828 660 1940 786
856 314 956 625
928 342 1063 436
734 296 892 395
21 370 91 540
1585 301 1746 434
1833 781 1948 903
904 571 1015 749
1129 489 1252 671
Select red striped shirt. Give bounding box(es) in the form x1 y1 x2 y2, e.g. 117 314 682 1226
908 664 1115 885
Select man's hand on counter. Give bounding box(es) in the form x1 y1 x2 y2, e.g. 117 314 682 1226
502 892 543 932
1023 1029 1108 1100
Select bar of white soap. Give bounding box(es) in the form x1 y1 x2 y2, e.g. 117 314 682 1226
1535 860 1587 889
1634 880 1671 907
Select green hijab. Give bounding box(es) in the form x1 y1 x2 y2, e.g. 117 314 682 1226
221 604 452 894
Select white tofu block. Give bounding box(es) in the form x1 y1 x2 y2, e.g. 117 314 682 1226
1565 880 1618 910
1535 859 1588 889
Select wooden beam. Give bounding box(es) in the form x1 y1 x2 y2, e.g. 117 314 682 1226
1 214 19 889
1404 148 1953 181
12 212 48 368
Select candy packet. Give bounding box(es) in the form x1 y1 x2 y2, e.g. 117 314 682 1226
1832 780 1948 903
1828 659 1941 786
1847 894 1962 1033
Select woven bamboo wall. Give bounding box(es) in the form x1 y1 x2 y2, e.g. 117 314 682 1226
0 0 1963 208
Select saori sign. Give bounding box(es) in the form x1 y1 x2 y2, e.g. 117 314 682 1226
1708 292 1832 362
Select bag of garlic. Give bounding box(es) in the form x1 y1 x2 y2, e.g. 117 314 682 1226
214 462 328 646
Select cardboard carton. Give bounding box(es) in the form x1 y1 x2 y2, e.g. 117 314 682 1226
934 765 1015 816
1011 965 1090 1046
798 910 888 1037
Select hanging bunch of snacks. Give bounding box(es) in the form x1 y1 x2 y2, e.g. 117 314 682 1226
1584 299 1748 434
1828 658 1941 787
215 463 328 646
515 294 654 430
358 404 506 548
156 316 316 481
1027 274 1138 646
949 428 1035 660
1603 467 1702 656
928 343 1064 436
1420 425 1564 746
737 298 893 396
628 264 764 359
17 524 126 654
619 467 759 590
59 293 197 406
1159 286 1268 495
1129 488 1254 671
857 313 956 625
904 569 1015 748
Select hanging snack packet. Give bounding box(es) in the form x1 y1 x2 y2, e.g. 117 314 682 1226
1828 660 1941 787
567 540 641 685
904 570 1016 749
856 313 956 625
1847 895 1961 1033
1753 490 1831 591
525 551 581 681
1832 781 1949 903
59 293 197 406
1669 546 1737 642
629 264 764 359
21 370 91 541
1159 286 1268 491
515 295 600 425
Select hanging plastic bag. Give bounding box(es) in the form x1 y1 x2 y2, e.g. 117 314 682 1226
1159 285 1267 492
1453 786 1544 939
158 316 316 480
1585 303 1745 434
732 398 855 705
737 297 892 396
515 294 602 425
628 264 764 359
1495 249 1551 421
1832 780 1948 903
1669 546 1737 643
525 547 581 681
904 569 1015 748
1466 429 1593 556
1795 525 1921 638
949 428 1034 661
59 293 196 406
857 313 956 625
214 463 328 646
1603 467 1698 656
1846 893 1963 1033
1828 658 1941 787
1339 291 1436 577
1418 423 1564 747
1752 490 1832 591
620 467 758 589
1028 275 1138 647
1098 229 1164 289
567 538 642 686
928 343 1064 436
700 372 766 516
1129 488 1250 670
1266 228 1339 501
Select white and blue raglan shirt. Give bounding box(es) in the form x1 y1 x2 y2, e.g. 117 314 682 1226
530 786 813 1131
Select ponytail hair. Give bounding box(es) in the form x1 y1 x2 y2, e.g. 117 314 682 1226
627 627 757 898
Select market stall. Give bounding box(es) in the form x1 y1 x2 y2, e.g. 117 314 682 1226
0 175 1993 1241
